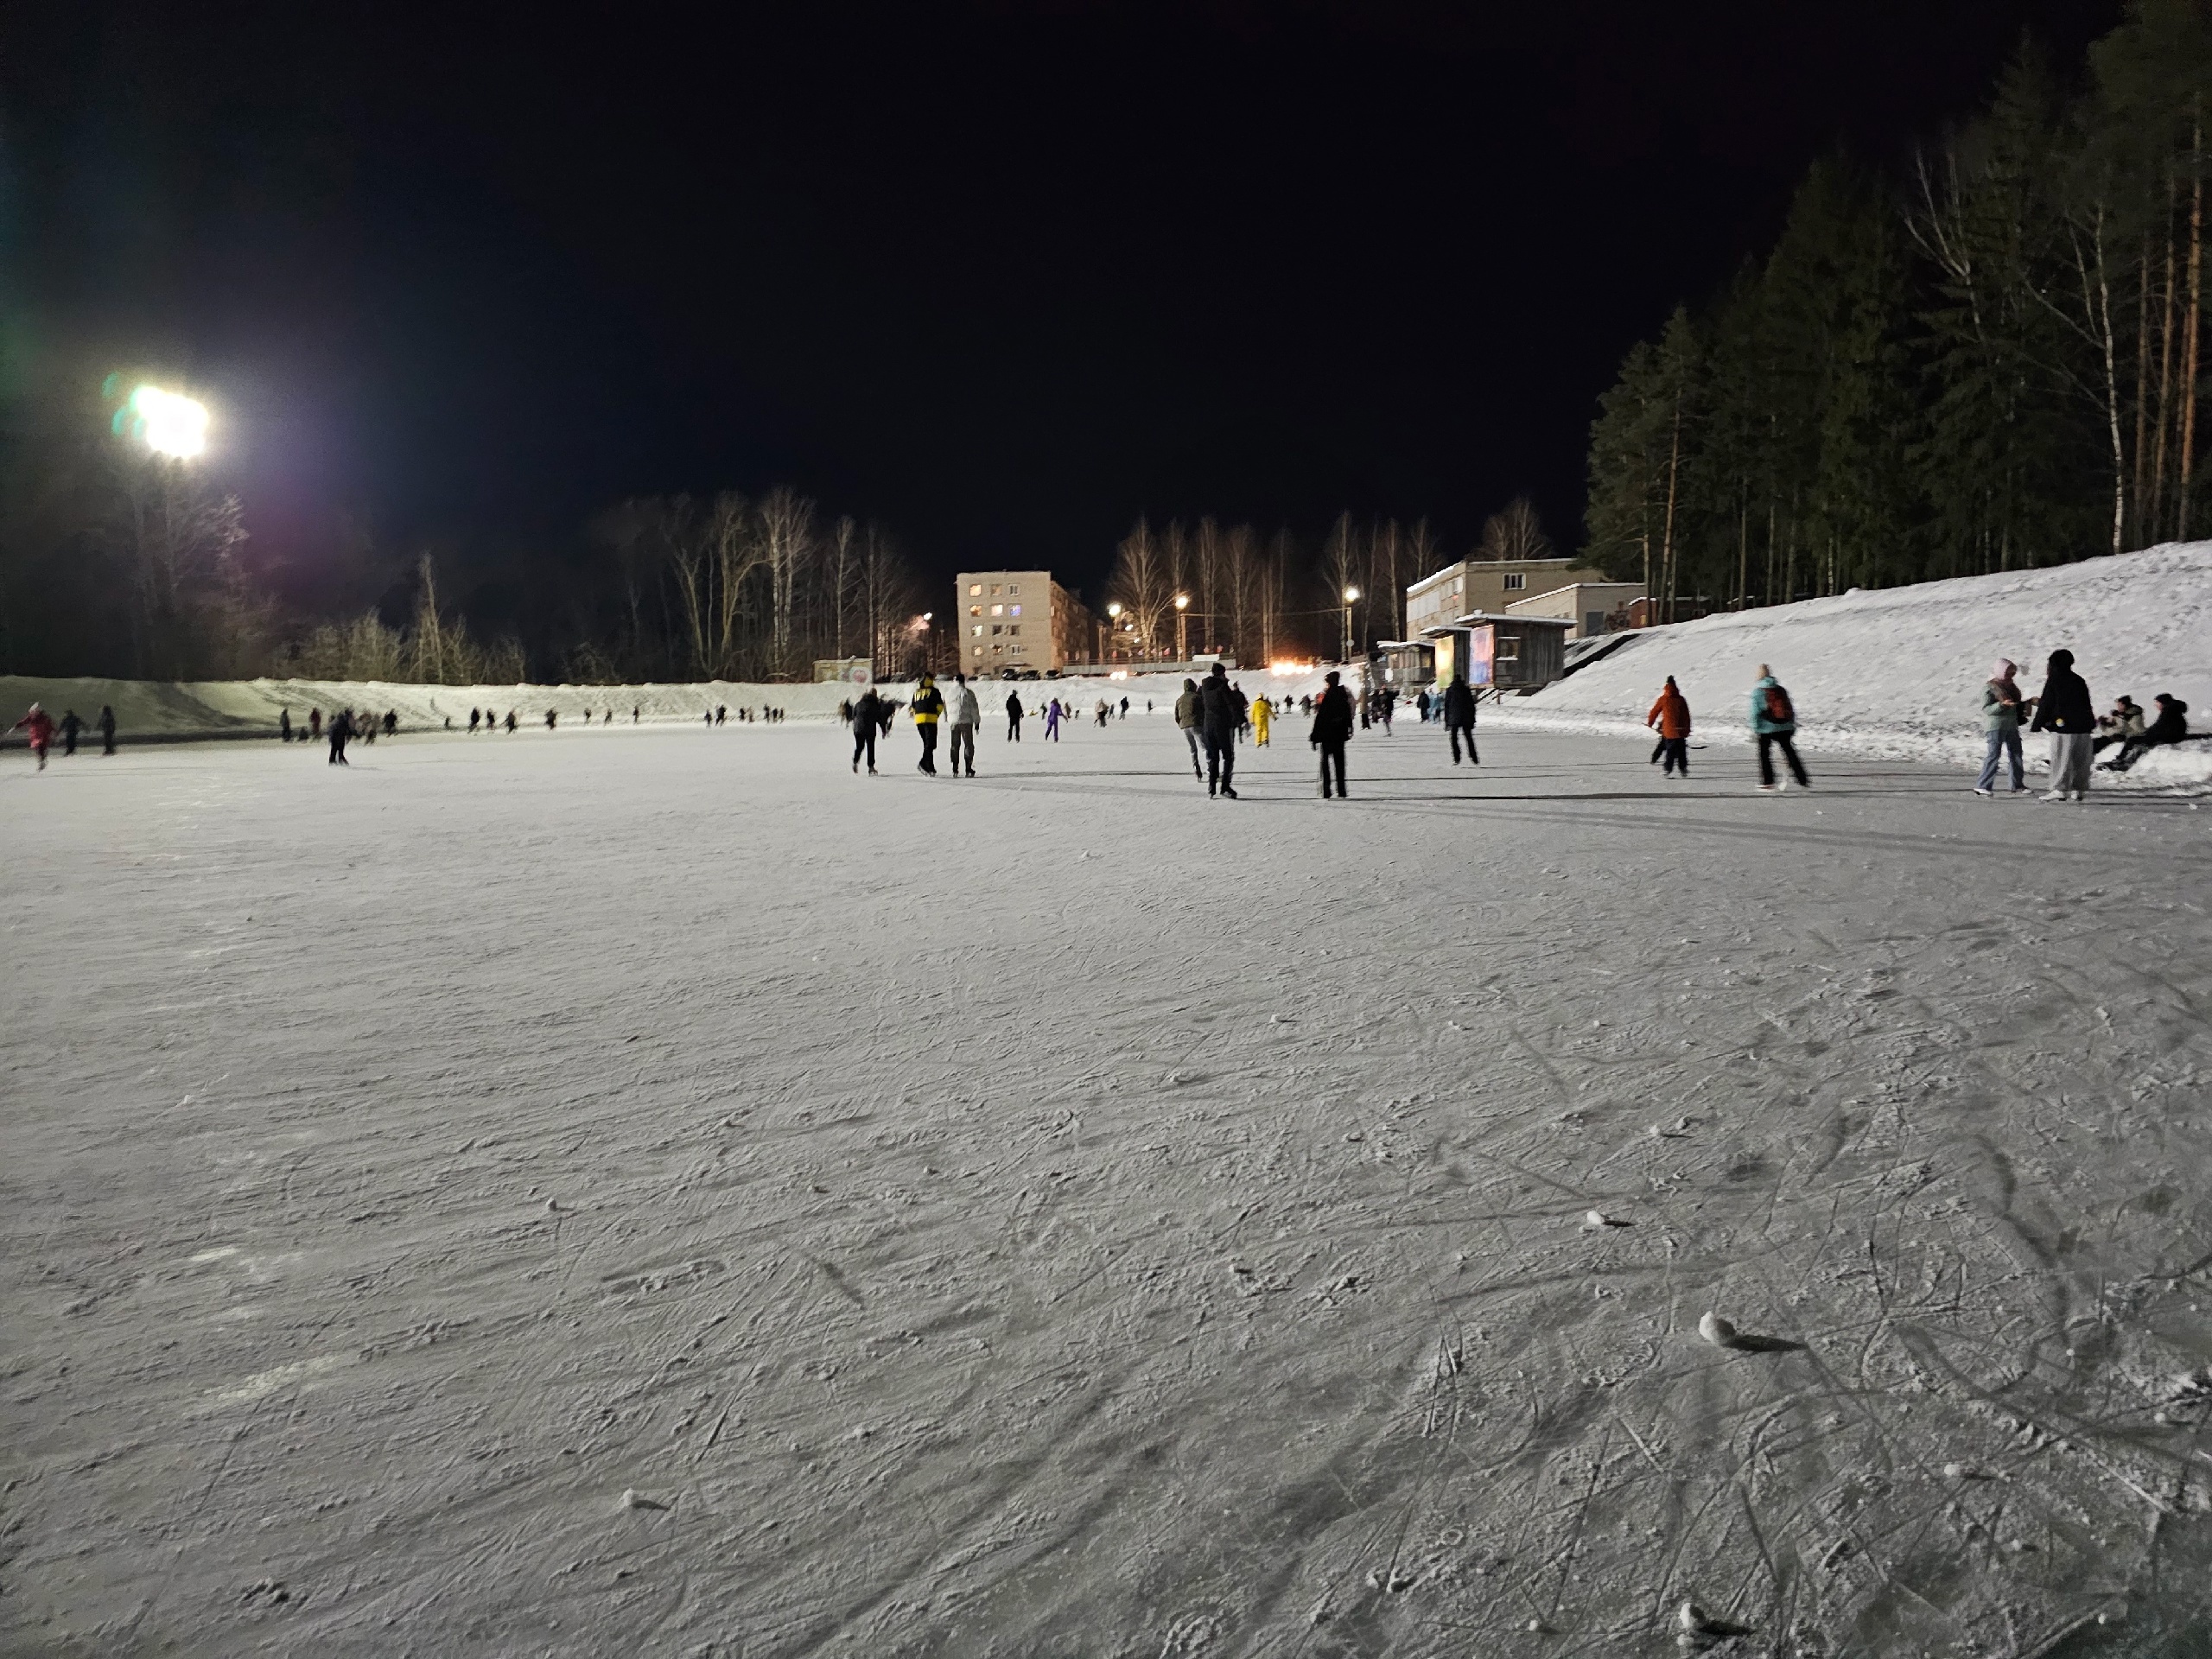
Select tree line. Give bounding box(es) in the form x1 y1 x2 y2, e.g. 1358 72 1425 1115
1586 0 2210 620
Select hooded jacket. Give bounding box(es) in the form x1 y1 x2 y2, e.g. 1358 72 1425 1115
850 690 883 734
1173 681 1201 729
1310 683 1353 744
1197 671 1244 738
2145 697 2190 745
949 683 981 726
910 679 944 726
1645 683 1691 740
2030 652 2094 734
1749 675 1796 735
1980 667 2025 731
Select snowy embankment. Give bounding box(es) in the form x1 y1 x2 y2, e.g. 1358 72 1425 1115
1498 541 2212 791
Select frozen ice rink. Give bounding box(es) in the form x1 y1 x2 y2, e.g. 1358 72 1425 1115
5 715 2210 1656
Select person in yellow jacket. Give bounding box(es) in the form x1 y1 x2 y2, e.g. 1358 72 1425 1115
1251 696 1271 747
910 672 945 775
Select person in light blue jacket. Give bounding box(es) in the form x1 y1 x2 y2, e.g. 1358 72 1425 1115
1749 664 1810 791
1974 659 2027 795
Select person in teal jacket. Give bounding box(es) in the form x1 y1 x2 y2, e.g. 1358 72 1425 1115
1974 658 2027 794
1749 664 1810 791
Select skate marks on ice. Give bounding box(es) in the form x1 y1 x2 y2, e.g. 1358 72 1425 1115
3 728 2210 1654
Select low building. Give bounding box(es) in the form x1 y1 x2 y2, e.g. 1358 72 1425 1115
1504 581 1647 639
955 571 1093 675
1419 613 1574 693
1405 556 1620 639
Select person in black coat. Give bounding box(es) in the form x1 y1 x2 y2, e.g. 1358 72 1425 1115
1196 662 1243 798
1005 689 1024 741
2107 693 2190 772
850 688 884 773
1440 674 1478 765
98 704 117 755
1311 671 1354 798
327 709 354 766
2029 647 2095 800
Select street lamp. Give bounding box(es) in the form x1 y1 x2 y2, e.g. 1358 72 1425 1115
120 385 209 460
1103 601 1122 665
1342 586 1360 663
1173 593 1190 663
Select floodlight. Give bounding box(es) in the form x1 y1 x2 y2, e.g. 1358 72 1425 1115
128 385 209 459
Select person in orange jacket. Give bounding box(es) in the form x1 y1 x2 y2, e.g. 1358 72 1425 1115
1645 677 1691 777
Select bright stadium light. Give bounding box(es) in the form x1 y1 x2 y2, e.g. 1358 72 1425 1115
125 385 210 459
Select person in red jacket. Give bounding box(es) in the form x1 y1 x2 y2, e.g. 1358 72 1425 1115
1645 677 1692 777
10 702 56 771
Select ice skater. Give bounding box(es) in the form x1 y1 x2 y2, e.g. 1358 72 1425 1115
60 709 83 757
1044 697 1062 741
327 708 354 765
1311 671 1352 798
1974 659 2027 794
948 672 980 777
10 703 55 770
99 705 117 755
1646 677 1690 776
2031 648 2094 801
1441 672 1478 765
911 672 944 773
850 686 884 773
1252 695 1271 747
1198 662 1243 798
1173 678 1202 777
1005 689 1024 741
1750 665 1808 791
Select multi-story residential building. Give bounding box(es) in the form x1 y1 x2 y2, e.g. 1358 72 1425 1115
954 571 1094 674
1404 557 1621 639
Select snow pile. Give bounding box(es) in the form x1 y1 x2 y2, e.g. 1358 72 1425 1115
1496 541 2212 789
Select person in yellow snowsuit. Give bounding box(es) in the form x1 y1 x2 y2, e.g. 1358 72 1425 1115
1251 695 1272 747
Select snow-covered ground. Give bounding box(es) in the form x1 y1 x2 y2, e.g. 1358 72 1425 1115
5 701 2212 1656
1501 542 2212 792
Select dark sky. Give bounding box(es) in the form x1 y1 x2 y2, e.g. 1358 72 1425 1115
8 0 2122 601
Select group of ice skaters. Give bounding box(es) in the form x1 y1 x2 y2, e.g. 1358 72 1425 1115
3 704 118 768
817 647 2196 801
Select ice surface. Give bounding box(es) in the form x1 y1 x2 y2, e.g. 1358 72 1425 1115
4 715 2211 1654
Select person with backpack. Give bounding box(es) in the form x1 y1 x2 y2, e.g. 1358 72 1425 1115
1311 671 1354 798
2030 648 2094 801
1645 677 1691 777
1440 673 1478 765
1173 677 1202 779
1197 662 1243 798
1974 659 2028 795
1749 665 1808 791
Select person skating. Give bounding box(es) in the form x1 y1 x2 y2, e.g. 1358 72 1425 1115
1005 689 1024 741
10 703 55 770
948 673 981 777
1974 660 2028 795
97 704 117 755
1440 673 1478 765
60 709 84 757
2106 692 2190 772
1173 678 1202 777
1252 696 1272 747
911 672 944 773
1045 697 1062 741
1378 686 1395 733
850 686 884 773
1197 662 1243 798
2030 648 2094 801
1119 696 1129 720
327 708 354 765
504 709 517 733
1414 688 1431 723
1645 676 1691 777
1311 671 1352 798
1749 664 1809 791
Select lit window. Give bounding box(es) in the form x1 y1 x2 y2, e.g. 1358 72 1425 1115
992 644 1003 655
972 625 983 637
1009 604 1020 616
991 604 1003 616
969 605 981 617
989 584 1001 595
969 583 982 597
1503 573 1525 591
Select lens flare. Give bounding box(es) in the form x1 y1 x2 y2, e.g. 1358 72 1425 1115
129 385 210 459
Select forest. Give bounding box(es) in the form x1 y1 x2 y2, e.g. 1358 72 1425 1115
1587 0 2210 620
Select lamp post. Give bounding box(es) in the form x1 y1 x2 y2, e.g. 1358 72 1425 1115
1105 601 1122 664
1342 586 1360 663
1173 593 1190 663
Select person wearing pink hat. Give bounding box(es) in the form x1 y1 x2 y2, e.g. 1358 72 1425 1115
1974 658 2028 795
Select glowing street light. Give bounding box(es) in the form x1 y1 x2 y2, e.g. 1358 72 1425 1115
123 385 209 460
1341 586 1361 663
1173 593 1190 662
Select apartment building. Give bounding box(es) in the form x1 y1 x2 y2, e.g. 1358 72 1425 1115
954 571 1093 674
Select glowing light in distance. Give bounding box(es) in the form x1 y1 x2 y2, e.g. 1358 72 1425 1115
1173 594 1189 611
1343 586 1360 602
130 385 209 458
1105 601 1122 617
1269 659 1317 676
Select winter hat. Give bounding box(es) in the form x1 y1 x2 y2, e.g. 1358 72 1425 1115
1993 658 2015 680
2049 649 2074 670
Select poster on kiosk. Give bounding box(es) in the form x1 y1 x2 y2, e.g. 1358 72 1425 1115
1469 625 1496 688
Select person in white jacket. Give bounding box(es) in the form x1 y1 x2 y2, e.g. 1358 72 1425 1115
947 673 982 778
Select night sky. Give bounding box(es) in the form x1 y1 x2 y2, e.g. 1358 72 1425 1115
10 0 2123 601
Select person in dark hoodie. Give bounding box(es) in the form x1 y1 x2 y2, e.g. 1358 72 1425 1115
1311 670 1354 798
2030 647 2095 801
1441 672 1478 765
850 686 885 773
1197 662 1243 798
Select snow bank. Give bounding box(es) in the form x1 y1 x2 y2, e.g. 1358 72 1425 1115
1495 541 2212 791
